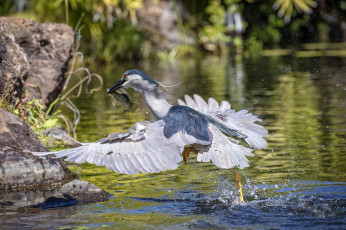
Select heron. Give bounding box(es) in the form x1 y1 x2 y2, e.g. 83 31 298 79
33 69 268 202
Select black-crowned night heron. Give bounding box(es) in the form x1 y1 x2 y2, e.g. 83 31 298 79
34 69 268 202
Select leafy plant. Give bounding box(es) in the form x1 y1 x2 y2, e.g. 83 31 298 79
198 0 230 53
157 44 199 61
273 0 317 22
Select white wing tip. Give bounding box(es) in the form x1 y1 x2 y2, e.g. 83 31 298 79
31 151 54 156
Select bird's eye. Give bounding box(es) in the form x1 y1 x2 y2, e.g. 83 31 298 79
123 74 127 80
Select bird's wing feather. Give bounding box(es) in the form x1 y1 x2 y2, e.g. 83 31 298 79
178 94 268 149
162 105 212 144
32 119 211 175
197 125 254 169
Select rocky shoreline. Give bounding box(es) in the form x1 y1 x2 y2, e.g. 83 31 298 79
0 17 111 211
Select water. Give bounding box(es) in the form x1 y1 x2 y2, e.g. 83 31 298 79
2 56 345 229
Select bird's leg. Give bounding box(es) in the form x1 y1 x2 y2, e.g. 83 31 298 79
182 146 199 164
182 148 190 164
230 168 245 203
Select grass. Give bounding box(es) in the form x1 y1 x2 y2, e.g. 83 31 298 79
0 96 61 145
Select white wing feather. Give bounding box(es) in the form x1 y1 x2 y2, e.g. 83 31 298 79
32 120 209 175
33 94 267 174
197 125 254 169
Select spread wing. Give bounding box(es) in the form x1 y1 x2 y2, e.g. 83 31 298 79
32 95 266 173
178 94 268 149
33 119 211 175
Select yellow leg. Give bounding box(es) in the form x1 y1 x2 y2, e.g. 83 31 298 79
182 146 199 164
182 148 190 164
230 168 245 203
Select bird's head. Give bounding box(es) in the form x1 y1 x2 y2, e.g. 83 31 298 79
107 69 159 94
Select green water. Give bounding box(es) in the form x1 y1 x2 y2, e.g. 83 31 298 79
5 56 345 229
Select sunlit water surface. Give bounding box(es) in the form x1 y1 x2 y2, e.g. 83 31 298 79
3 56 345 229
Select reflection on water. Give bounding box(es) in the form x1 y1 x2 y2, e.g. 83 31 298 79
2 56 345 229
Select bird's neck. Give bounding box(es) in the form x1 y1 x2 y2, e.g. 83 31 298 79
143 87 172 120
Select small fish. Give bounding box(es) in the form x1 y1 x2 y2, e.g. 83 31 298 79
108 88 137 112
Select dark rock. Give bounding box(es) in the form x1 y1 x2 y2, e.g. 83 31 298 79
0 110 110 209
0 146 77 192
0 17 110 210
0 17 74 107
0 108 47 152
0 109 77 192
0 20 29 104
0 180 111 212
58 179 111 204
33 179 111 209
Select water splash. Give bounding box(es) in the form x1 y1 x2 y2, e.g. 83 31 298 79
204 175 243 208
204 176 345 218
110 95 117 107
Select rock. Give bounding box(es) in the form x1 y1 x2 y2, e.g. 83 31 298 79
0 20 29 104
0 17 110 210
58 180 111 205
27 180 111 210
136 1 194 50
46 127 81 147
0 109 111 210
0 109 76 192
0 180 111 212
0 108 48 152
0 146 76 192
0 17 74 107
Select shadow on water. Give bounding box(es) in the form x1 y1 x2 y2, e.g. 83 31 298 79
1 55 345 229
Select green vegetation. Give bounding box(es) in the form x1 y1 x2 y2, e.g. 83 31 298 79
1 0 344 62
0 96 60 143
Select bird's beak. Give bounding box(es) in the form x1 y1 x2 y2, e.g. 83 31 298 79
107 79 125 94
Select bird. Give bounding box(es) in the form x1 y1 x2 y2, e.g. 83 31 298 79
33 69 268 202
